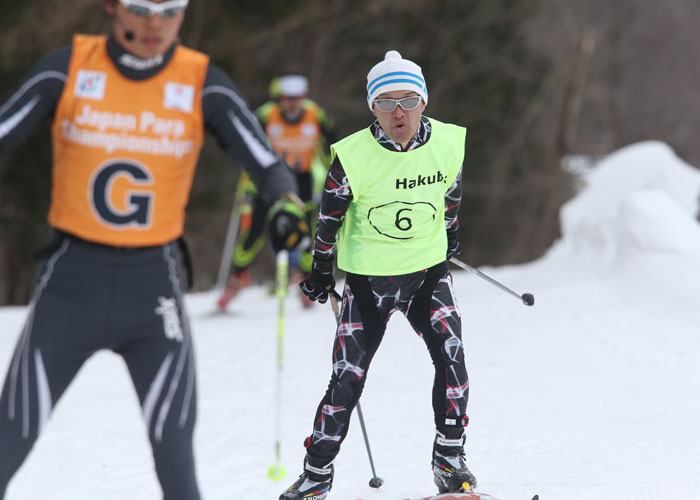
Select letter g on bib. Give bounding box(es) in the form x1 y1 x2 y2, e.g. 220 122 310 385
89 160 154 229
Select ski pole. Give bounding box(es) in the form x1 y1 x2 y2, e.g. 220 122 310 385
215 185 244 289
329 290 384 489
268 250 289 481
449 257 535 306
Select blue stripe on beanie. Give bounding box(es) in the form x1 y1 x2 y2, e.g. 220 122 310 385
368 78 427 97
367 71 426 91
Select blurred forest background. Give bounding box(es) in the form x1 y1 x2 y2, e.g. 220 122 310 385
1 0 699 305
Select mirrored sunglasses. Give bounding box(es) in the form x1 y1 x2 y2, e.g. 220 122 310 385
373 96 422 112
119 0 189 18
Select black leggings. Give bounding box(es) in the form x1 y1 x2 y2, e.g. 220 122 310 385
307 262 469 461
0 234 200 500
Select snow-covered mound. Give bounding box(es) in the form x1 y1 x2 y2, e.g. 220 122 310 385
551 141 700 264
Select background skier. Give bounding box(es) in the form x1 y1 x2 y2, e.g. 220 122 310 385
217 74 337 311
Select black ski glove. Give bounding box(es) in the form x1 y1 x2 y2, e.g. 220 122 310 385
268 199 310 252
299 259 335 304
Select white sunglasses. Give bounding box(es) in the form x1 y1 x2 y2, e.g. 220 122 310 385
119 0 189 18
373 96 423 112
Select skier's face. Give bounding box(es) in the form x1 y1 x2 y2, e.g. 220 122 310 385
371 90 426 150
107 0 187 59
280 95 305 121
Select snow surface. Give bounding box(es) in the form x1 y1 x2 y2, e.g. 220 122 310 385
2 141 700 500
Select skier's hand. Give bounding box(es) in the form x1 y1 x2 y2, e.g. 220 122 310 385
268 199 310 252
299 267 335 304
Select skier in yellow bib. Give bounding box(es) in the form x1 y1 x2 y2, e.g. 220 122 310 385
280 51 476 500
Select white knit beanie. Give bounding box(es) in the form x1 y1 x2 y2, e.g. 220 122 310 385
277 75 308 98
366 50 428 111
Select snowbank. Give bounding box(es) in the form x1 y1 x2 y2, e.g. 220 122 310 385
549 141 700 264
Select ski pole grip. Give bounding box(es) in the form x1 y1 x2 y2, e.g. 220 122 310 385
329 289 342 315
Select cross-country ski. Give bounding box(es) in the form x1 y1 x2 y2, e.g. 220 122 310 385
402 493 539 500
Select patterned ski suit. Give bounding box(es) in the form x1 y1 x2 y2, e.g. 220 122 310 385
305 117 469 462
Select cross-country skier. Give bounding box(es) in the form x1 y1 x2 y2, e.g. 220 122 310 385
0 1 306 499
280 50 476 500
217 74 337 311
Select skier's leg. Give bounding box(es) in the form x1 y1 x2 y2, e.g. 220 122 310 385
406 265 476 492
306 273 390 463
118 243 200 500
289 172 315 305
292 171 315 275
122 338 199 500
407 266 468 430
0 239 96 498
218 195 268 310
231 195 269 274
282 275 393 499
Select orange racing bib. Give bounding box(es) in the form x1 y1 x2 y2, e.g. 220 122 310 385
263 104 322 173
49 34 208 246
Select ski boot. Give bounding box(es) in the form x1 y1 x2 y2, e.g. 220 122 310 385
280 455 334 500
432 428 477 493
216 268 251 311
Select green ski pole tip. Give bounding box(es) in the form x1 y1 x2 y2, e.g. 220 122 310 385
267 463 287 481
